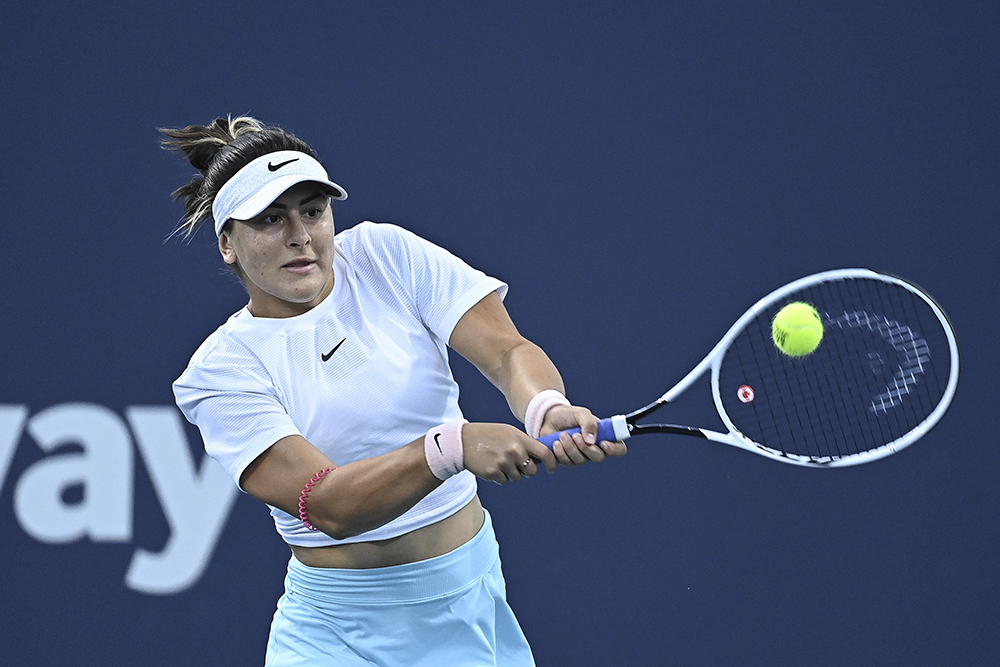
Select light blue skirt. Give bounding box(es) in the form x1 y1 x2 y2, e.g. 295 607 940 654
265 509 534 666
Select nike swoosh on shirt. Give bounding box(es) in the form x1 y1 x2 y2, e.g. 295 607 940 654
322 338 347 362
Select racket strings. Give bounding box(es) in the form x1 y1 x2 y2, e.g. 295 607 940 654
717 276 953 463
812 280 883 457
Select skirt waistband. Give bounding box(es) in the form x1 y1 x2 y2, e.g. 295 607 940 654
285 508 498 604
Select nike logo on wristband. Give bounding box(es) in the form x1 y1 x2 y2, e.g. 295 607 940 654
268 158 299 171
433 432 460 473
322 338 347 362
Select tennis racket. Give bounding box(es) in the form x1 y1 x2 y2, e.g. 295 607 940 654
538 269 959 467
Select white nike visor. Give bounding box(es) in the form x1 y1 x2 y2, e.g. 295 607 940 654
212 150 347 236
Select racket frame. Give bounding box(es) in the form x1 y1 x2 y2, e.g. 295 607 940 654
609 269 959 467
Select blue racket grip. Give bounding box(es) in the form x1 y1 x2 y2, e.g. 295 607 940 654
536 416 630 449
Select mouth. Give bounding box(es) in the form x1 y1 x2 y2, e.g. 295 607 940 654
282 258 317 274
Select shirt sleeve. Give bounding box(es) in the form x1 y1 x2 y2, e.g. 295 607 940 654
363 223 508 343
173 335 301 490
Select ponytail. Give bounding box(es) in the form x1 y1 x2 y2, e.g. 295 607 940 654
159 115 319 238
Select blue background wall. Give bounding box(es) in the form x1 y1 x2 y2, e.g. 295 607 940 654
2 1 997 665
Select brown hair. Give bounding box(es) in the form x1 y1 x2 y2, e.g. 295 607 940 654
159 115 320 238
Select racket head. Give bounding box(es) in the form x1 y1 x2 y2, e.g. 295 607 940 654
710 269 959 467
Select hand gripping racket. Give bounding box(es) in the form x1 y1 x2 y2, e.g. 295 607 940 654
538 269 959 467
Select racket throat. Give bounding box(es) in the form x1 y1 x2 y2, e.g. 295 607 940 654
629 423 711 439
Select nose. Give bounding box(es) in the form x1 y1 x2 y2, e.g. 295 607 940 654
286 213 311 247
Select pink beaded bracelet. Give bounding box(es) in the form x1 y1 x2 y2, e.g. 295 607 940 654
298 467 335 531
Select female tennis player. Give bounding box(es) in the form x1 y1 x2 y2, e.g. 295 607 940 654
164 116 626 666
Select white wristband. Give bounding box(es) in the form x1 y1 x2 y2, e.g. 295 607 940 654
424 420 468 481
524 389 571 438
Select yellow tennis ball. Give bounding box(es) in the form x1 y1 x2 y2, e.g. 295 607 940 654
772 302 823 356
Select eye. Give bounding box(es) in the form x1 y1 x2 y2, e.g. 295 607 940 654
262 214 283 225
303 199 330 219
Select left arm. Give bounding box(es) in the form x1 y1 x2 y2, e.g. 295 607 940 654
449 291 626 464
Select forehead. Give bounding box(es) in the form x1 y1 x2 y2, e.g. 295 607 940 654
263 182 332 209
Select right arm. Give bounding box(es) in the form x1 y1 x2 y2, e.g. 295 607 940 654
239 434 438 541
240 424 554 540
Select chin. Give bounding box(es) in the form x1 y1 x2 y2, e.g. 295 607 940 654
288 278 331 304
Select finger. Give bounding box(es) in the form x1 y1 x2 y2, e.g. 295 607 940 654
488 470 509 485
525 439 558 472
600 440 628 457
517 456 538 477
557 432 590 465
576 413 600 447
500 459 524 482
550 439 568 466
575 432 607 463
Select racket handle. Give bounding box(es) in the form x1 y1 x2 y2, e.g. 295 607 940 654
536 415 630 449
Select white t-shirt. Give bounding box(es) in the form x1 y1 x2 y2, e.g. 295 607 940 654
174 221 507 546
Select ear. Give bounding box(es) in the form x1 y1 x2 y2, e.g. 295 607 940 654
218 230 238 265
